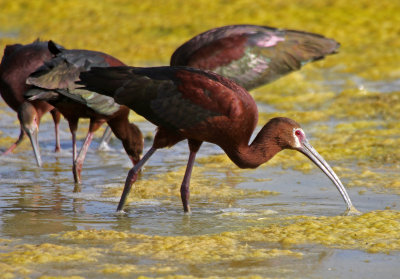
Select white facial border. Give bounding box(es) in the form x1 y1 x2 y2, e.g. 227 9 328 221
293 128 305 148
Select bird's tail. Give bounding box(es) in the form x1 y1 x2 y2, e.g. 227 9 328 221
78 66 133 98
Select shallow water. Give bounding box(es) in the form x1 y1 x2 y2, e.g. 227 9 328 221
1 0 400 276
1 76 400 278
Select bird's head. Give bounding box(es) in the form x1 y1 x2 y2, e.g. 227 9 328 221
263 117 303 149
125 123 144 165
266 117 359 215
17 102 42 167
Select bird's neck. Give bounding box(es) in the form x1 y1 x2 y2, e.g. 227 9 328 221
223 124 283 169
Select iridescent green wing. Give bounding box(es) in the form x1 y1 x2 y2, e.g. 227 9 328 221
27 46 121 115
171 24 339 90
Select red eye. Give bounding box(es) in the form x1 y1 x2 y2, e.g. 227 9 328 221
295 130 301 136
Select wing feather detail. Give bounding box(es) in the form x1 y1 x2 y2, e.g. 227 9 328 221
26 46 121 115
171 24 339 90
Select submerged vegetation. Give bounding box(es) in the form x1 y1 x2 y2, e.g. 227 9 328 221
1 0 400 278
1 210 400 277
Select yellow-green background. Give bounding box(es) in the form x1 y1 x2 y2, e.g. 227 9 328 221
1 0 400 278
1 0 399 80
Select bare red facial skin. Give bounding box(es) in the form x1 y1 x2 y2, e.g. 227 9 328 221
294 129 306 143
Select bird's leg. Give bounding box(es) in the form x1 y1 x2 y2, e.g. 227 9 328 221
50 109 61 152
74 131 94 184
68 120 79 183
54 121 61 152
98 126 113 151
2 128 25 155
180 140 202 213
71 130 79 183
117 147 157 212
180 151 197 213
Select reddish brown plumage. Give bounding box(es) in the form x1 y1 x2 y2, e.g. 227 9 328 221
79 66 355 213
0 40 61 165
185 35 248 70
90 24 340 151
174 69 257 151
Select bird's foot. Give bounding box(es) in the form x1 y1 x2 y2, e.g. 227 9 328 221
183 205 191 214
73 183 82 193
98 141 111 151
115 209 127 215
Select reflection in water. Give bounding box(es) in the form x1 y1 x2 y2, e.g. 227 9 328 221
0 81 400 277
0 181 77 236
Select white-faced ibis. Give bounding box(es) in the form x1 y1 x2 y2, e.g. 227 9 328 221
171 24 339 90
98 25 339 146
0 40 62 166
79 66 358 214
26 41 143 184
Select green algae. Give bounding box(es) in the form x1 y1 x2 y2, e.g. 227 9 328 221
101 263 178 275
1 0 399 80
136 277 277 279
1 211 400 278
1 0 400 278
0 243 101 265
236 210 400 254
53 210 400 256
48 229 302 277
101 154 278 206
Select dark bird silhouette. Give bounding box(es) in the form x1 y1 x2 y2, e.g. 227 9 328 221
26 41 143 184
79 66 358 214
171 24 339 90
0 40 62 166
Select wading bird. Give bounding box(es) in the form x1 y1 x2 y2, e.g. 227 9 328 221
26 41 143 184
79 66 357 214
0 40 62 166
99 24 340 144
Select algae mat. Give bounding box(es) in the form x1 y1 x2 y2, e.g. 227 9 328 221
1 0 400 278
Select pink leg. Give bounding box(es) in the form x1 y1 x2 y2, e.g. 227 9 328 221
50 109 61 152
2 128 25 155
73 131 94 184
54 121 61 152
180 150 197 213
98 126 113 151
180 140 202 213
117 147 157 212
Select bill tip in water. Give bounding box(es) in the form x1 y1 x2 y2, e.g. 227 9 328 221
344 205 362 216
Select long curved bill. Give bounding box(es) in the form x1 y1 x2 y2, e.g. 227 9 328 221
298 139 360 215
26 126 42 167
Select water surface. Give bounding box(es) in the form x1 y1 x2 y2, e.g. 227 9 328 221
1 83 400 278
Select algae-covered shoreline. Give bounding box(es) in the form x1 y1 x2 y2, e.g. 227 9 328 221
1 0 400 278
